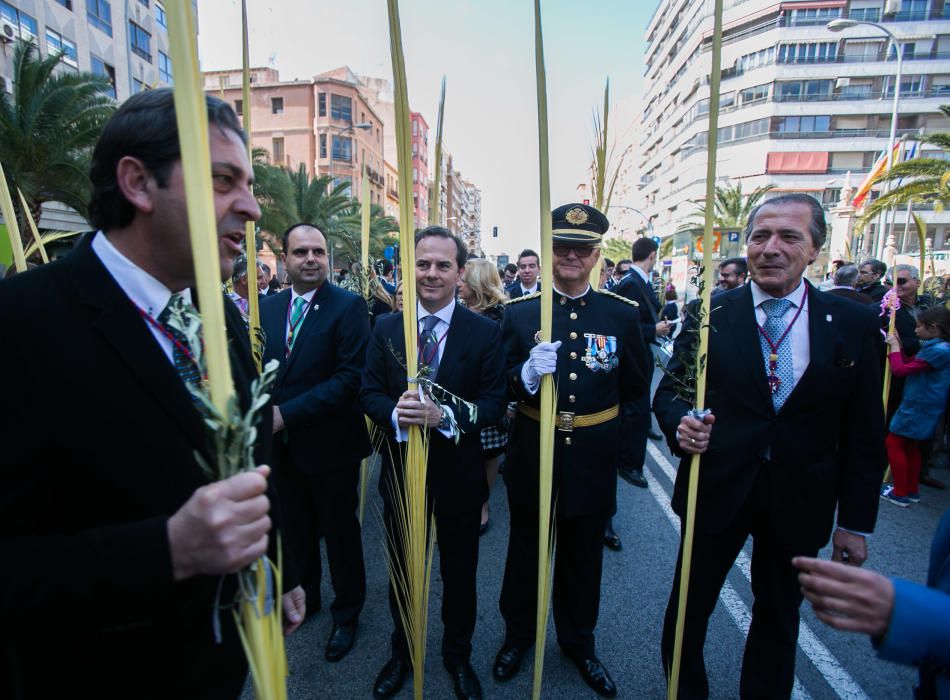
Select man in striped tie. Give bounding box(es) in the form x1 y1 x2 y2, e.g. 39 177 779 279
654 194 887 699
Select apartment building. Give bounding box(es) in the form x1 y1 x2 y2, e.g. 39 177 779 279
0 0 176 229
203 65 386 207
636 0 950 267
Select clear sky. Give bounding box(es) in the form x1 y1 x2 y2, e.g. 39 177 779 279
197 0 656 256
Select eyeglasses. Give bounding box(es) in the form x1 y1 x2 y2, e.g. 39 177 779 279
552 245 597 258
896 277 910 285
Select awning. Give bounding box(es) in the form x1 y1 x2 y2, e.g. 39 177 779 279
766 151 829 174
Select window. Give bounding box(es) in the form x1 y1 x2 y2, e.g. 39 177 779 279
892 0 928 21
0 2 38 42
155 2 166 28
740 83 769 104
46 29 78 68
158 51 172 83
234 99 243 116
272 137 284 163
778 42 837 64
318 92 326 117
137 0 149 6
789 7 841 25
132 77 146 94
271 97 283 114
319 133 327 158
86 0 111 35
413 120 418 136
128 21 151 61
775 115 831 134
331 135 352 162
91 55 116 98
330 94 352 121
54 0 73 9
848 7 880 21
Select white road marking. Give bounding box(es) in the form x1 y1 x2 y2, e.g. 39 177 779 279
645 443 869 700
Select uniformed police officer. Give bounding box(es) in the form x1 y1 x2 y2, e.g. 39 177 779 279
493 204 652 697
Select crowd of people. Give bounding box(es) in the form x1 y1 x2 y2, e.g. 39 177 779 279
2 89 949 700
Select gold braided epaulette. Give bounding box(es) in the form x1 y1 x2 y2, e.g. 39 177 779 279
506 291 542 304
596 289 639 306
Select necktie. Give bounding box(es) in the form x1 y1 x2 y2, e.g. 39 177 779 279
157 293 206 394
287 296 308 353
419 314 441 381
759 298 794 410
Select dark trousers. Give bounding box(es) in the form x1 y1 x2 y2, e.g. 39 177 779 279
620 393 650 471
500 492 610 659
661 465 817 700
382 473 481 669
278 452 366 626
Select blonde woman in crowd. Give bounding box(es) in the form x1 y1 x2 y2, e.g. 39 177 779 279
458 258 510 534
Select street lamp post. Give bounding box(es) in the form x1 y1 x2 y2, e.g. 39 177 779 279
326 122 373 195
607 204 654 236
827 18 905 260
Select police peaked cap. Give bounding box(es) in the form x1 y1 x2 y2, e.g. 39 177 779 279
551 203 610 244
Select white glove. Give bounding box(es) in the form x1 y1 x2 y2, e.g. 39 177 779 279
522 341 562 394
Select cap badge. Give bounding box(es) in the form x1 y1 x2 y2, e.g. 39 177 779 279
565 207 589 225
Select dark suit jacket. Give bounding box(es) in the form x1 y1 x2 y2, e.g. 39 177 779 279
261 285 371 471
360 304 506 510
858 281 889 303
508 282 541 299
0 233 278 699
826 287 874 305
616 270 662 344
502 289 651 517
653 282 886 551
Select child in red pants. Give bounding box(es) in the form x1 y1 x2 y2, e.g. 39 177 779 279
882 307 950 507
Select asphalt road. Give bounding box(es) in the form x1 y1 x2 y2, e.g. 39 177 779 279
247 394 950 699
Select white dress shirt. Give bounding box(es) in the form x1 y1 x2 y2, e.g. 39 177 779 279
284 287 318 348
519 282 540 295
392 299 457 441
750 279 810 389
92 231 190 366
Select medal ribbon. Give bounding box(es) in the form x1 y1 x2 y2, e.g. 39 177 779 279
286 291 318 357
134 303 208 386
755 288 808 393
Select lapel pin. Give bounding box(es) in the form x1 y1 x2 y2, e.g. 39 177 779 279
826 314 832 322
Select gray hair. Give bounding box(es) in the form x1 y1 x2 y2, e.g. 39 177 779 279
834 264 859 287
889 263 919 282
231 255 265 283
744 193 827 249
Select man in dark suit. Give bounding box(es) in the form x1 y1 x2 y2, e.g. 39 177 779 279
493 204 651 697
856 258 889 303
0 90 304 699
508 248 542 298
261 223 371 663
361 226 506 700
615 238 670 488
654 193 886 699
826 264 873 305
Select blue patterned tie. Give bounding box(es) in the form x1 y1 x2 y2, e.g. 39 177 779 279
759 298 794 411
157 293 206 396
419 314 441 381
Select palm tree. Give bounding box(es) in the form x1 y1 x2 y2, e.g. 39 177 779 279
334 202 399 264
589 78 632 213
0 40 115 248
681 181 776 232
858 105 950 225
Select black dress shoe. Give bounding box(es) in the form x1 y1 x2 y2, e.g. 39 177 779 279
446 660 482 700
492 642 528 681
603 527 622 551
648 429 663 441
372 656 408 699
618 466 648 488
570 655 617 698
325 622 356 662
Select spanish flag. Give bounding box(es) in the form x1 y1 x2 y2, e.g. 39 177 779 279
852 141 902 209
